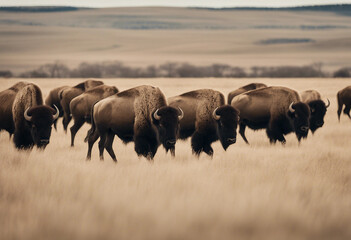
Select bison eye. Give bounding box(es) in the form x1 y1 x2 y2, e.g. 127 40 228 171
295 114 299 118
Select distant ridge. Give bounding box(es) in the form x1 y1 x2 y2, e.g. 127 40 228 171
0 4 351 13
191 4 351 11
191 4 351 16
0 6 88 12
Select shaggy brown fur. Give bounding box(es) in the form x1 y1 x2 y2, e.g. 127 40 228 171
0 81 28 136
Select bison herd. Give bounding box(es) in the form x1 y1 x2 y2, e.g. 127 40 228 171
0 80 350 162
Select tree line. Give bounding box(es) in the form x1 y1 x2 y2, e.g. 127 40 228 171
0 61 350 78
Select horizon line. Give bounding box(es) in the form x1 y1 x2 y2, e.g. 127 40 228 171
0 3 351 9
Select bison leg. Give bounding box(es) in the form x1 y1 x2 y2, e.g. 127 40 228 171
203 145 214 157
98 133 106 161
337 103 343 121
239 122 249 144
344 105 351 119
105 131 117 162
62 113 72 133
70 118 85 147
134 133 158 160
191 131 214 157
169 147 175 157
86 130 99 160
191 132 204 156
84 129 92 142
13 129 34 150
266 127 286 144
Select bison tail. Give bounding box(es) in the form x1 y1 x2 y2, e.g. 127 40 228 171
58 89 64 100
84 101 98 142
337 91 343 121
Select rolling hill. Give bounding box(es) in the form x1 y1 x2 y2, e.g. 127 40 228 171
0 5 351 73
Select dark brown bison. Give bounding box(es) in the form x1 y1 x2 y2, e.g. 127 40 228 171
59 79 104 132
12 83 59 149
168 89 240 156
337 86 351 121
45 85 68 130
231 86 310 144
69 84 119 146
227 83 267 104
0 82 28 137
300 90 330 133
86 85 183 162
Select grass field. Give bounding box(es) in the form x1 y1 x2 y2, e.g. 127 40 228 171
1 7 351 73
0 78 351 240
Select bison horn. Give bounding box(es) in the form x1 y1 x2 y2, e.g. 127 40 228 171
153 108 161 120
289 102 295 113
212 107 220 120
178 107 184 120
24 107 32 122
52 104 59 120
325 98 330 108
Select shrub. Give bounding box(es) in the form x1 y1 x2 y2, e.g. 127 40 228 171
0 70 13 78
333 68 351 78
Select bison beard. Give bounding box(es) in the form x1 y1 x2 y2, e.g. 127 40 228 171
191 130 218 156
134 125 159 160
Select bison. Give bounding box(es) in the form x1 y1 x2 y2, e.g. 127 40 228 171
0 82 28 137
300 90 330 133
45 85 68 130
12 83 59 149
227 83 267 104
69 84 119 146
337 86 351 121
168 89 240 156
231 86 310 144
59 79 104 132
86 85 183 162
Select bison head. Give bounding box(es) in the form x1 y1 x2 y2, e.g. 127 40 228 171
287 102 310 141
24 105 59 149
152 106 183 156
308 99 329 133
212 105 240 150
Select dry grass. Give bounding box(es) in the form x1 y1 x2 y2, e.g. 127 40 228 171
1 78 351 240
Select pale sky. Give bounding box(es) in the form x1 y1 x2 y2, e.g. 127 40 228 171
0 0 351 8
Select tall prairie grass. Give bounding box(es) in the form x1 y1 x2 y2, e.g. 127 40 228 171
0 78 350 240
